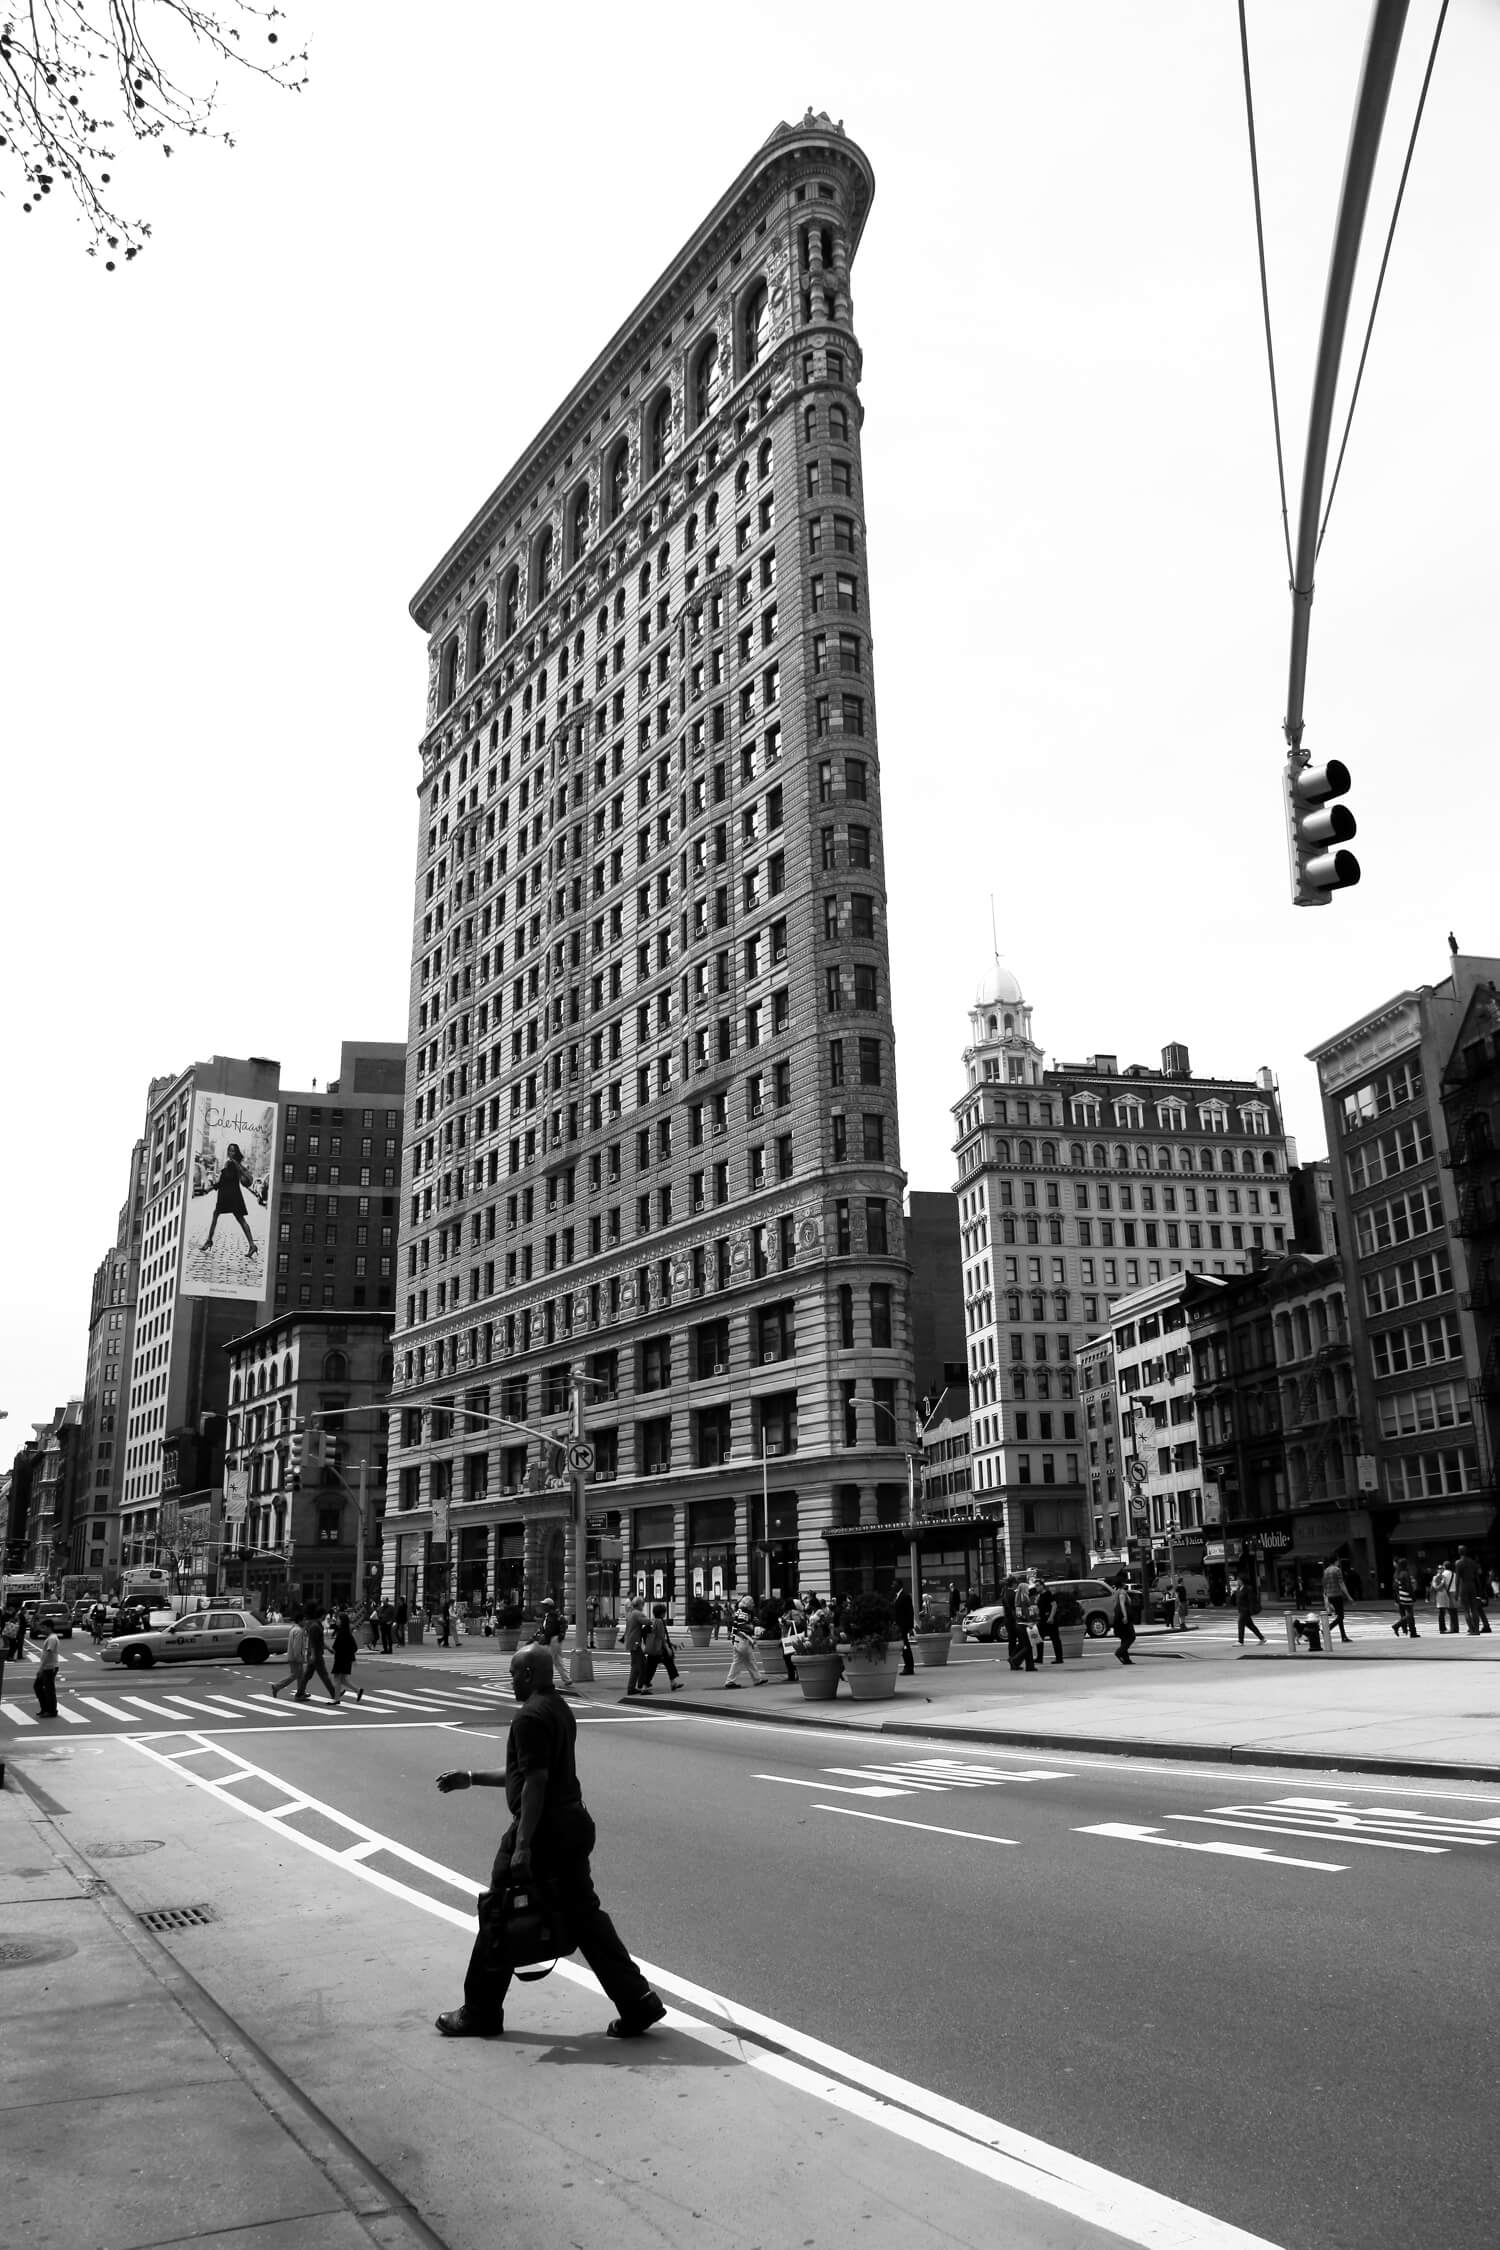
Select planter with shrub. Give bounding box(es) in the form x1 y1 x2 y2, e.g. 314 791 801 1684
911 1601 952 1667
840 1591 900 1700
686 1593 715 1648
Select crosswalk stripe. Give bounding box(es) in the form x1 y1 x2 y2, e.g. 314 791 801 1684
75 1696 141 1720
161 1694 243 1719
0 1700 37 1726
54 1703 90 1725
119 1693 195 1720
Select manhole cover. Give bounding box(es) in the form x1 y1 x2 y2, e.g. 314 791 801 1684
79 1839 165 1860
138 1904 217 1933
0 1935 79 1970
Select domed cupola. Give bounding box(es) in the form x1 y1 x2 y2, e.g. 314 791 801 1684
964 958 1042 1087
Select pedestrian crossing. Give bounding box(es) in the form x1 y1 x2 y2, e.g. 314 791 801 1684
0 1666 510 1735
756 1756 1072 1800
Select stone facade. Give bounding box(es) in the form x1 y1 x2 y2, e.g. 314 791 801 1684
389 117 912 1617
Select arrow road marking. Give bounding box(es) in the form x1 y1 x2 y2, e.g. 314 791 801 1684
1078 1821 1345 1872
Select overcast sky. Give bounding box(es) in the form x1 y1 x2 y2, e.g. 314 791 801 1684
4 0 1495 1430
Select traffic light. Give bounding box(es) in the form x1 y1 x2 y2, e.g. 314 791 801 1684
306 1416 327 1471
288 1425 303 1489
1284 755 1359 906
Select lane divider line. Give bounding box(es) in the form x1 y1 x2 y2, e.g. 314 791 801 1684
121 1733 1287 2250
817 1806 1018 1845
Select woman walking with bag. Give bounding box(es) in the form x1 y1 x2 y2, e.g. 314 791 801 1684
720 1597 767 1689
1112 1576 1137 1666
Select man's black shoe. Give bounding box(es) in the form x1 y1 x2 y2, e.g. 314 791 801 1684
605 1992 667 2039
435 2008 503 2038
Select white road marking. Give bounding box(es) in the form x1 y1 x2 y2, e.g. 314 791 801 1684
0 1702 37 1726
75 1696 139 1721
1261 1797 1500 1842
53 1703 90 1726
1078 1822 1345 1873
121 1732 1287 2249
818 1806 1018 1844
755 1774 911 1798
120 1693 195 1720
1172 1814 1444 1855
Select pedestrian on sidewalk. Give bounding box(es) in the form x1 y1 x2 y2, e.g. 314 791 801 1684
1453 1546 1482 1634
378 1597 395 1654
1476 1568 1494 1635
622 1596 651 1695
331 1607 364 1702
1234 1573 1265 1646
890 1577 916 1677
948 1579 963 1624
1321 1558 1352 1643
1001 1578 1035 1673
1111 1576 1137 1666
271 1614 307 1696
1033 1575 1065 1664
433 1644 666 2042
394 1595 409 1646
438 1599 453 1648
1431 1560 1458 1634
1392 1562 1419 1638
33 1627 62 1717
1172 1578 1190 1633
645 1602 684 1690
296 1607 342 1703
536 1596 573 1691
777 1598 806 1682
721 1597 768 1689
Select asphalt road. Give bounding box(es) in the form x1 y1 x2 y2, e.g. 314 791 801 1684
7 1649 1497 2249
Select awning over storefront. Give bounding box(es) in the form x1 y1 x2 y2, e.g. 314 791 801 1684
822 1513 1004 1543
1388 1505 1497 1546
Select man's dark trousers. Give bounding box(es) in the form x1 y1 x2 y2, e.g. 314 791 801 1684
463 1807 654 2029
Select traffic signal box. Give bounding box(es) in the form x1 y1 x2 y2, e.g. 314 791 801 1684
1284 755 1359 906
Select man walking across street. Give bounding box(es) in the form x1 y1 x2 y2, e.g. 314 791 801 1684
296 1606 343 1703
1392 1562 1420 1638
33 1625 62 1717
536 1595 573 1691
433 1644 666 2042
1001 1577 1035 1673
271 1613 307 1697
1234 1572 1265 1646
1321 1558 1352 1644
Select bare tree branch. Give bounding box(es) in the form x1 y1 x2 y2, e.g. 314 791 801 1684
0 1 307 264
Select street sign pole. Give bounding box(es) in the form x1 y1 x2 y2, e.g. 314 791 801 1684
570 1367 593 1684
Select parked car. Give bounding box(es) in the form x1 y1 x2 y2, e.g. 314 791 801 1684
961 1578 1120 1643
102 1607 291 1669
22 1600 73 1638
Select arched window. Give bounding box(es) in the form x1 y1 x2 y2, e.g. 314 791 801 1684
647 391 672 477
758 437 774 481
533 524 554 603
466 598 488 679
282 1356 293 1387
829 403 850 443
1113 1145 1129 1169
324 1351 348 1383
501 569 520 640
735 460 750 501
1240 1149 1255 1173
1135 1146 1150 1170
230 1374 242 1405
692 334 722 427
1091 1144 1107 1169
1219 1148 1235 1174
741 279 770 371
1041 1141 1057 1165
438 634 459 711
1018 1139 1034 1165
570 484 591 565
1262 1149 1278 1171
1199 1148 1215 1171
607 440 629 523
638 560 652 599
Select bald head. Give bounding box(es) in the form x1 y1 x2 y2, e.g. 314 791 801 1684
510 1644 554 1699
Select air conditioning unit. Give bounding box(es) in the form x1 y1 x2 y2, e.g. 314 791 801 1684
713 1361 727 1376
762 1350 777 1364
712 1121 727 1136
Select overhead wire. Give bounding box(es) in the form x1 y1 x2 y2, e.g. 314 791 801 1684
1316 0 1449 558
1236 0 1294 583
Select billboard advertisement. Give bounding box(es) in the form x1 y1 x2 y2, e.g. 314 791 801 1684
179 1090 276 1300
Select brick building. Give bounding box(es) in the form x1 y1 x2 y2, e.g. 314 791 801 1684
387 116 912 1617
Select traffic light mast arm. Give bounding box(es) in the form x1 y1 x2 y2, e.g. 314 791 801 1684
1283 0 1408 755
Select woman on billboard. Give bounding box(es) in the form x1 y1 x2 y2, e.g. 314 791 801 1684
200 1144 259 1259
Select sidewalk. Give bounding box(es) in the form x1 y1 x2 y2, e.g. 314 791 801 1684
382 1617 1500 1783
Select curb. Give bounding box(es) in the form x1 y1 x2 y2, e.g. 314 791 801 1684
643 1694 1500 1785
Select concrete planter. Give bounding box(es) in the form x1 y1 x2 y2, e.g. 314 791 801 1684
795 1650 844 1701
841 1645 901 1700
912 1631 952 1668
493 1628 522 1654
688 1625 713 1648
593 1624 619 1652
1058 1625 1086 1662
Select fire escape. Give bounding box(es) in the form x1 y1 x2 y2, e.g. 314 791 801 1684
1446 1033 1500 1483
